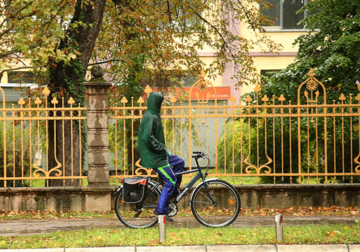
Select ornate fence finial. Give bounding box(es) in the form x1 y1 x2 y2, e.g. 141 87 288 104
245 95 253 102
308 68 316 77
170 96 177 103
339 93 346 101
35 97 42 105
42 86 50 96
18 97 25 105
137 96 144 104
51 97 59 105
261 95 269 102
68 97 75 105
194 70 211 92
278 94 286 102
121 96 128 104
144 85 153 94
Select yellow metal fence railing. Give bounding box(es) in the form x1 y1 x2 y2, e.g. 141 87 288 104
109 69 360 184
2 69 360 187
0 86 87 187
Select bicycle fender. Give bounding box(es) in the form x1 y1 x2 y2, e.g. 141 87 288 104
114 186 123 195
190 178 218 201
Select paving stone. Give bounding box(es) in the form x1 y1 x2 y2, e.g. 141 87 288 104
207 245 276 252
277 244 348 252
349 245 360 252
65 247 134 252
0 249 64 252
137 246 205 252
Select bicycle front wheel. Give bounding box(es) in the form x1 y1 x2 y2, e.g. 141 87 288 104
191 179 240 227
115 181 160 228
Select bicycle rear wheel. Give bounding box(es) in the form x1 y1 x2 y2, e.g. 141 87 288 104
115 181 160 228
191 179 240 227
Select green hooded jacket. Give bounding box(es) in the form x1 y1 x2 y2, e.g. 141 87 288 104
138 92 168 168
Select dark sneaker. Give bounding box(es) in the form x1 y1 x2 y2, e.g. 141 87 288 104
153 210 174 222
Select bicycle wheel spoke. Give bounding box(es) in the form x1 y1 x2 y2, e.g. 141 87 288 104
198 191 213 203
191 180 240 227
192 200 213 205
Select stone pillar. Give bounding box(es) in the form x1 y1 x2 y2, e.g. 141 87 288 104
84 66 111 187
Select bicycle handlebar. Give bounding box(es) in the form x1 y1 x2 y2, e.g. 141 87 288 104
192 151 206 158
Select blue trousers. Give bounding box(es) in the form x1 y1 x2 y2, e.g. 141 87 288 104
154 153 185 215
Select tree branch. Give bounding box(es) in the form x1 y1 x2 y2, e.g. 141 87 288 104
235 0 263 32
190 7 236 59
0 66 40 80
0 42 41 59
0 0 35 28
88 59 120 66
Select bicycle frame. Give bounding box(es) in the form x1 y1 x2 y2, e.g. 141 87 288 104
141 156 217 208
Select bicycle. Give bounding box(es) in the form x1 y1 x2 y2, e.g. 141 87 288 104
114 151 241 228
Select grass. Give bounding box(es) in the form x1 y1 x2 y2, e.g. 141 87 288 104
1 224 359 249
24 171 325 187
26 176 317 187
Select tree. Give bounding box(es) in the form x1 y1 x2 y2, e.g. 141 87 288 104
96 0 282 87
2 0 282 186
0 0 77 77
93 0 283 175
262 0 360 99
243 0 360 183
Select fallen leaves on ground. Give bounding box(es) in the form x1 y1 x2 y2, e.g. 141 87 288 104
0 209 114 221
239 206 359 217
0 206 358 221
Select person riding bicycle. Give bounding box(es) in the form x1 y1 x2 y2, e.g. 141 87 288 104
138 91 184 221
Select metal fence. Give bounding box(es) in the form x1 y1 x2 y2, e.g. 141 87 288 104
2 69 360 187
0 86 87 187
109 69 360 184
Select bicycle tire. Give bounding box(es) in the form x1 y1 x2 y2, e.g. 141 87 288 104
115 181 160 228
190 179 241 227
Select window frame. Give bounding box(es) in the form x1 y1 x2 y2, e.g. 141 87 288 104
261 0 312 32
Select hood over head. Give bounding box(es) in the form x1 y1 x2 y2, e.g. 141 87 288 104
147 92 163 114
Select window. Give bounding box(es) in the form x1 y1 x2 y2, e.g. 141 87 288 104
8 71 49 84
8 71 34 83
260 0 312 30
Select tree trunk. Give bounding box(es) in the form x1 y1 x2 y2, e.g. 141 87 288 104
48 0 106 186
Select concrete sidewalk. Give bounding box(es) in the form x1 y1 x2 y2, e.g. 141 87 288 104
1 245 360 252
1 215 359 237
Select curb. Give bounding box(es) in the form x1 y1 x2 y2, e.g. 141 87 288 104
1 244 360 252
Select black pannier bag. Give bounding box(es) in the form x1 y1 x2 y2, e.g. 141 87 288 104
122 176 149 203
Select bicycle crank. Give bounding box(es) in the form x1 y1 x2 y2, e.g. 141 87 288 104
167 203 178 217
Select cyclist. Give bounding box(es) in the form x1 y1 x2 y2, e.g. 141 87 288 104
138 91 184 221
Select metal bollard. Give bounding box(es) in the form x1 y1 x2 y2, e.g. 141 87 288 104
275 214 283 242
158 215 166 243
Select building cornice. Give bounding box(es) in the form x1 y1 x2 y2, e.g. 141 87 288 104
248 51 297 57
198 51 297 57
